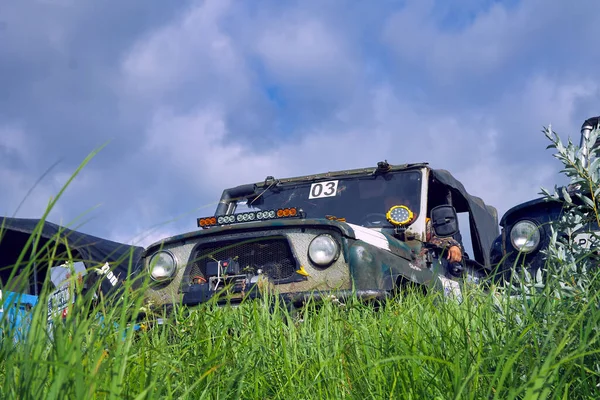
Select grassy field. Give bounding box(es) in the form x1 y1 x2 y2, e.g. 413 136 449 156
1 274 600 399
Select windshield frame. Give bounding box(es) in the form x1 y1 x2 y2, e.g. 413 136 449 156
228 167 429 237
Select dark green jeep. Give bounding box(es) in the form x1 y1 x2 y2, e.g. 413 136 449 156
140 161 499 309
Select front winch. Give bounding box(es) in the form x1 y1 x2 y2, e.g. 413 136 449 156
205 258 249 291
182 257 267 306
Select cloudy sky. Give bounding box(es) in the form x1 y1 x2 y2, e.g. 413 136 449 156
1 0 599 248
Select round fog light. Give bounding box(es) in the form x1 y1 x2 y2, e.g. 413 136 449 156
149 251 177 282
308 234 340 267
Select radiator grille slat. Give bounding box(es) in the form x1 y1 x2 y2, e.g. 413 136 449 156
189 237 297 281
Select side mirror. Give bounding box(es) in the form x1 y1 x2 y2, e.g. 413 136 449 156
430 205 459 238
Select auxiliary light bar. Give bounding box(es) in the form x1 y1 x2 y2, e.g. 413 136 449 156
197 207 300 228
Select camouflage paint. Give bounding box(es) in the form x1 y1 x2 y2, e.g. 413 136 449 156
141 215 457 309
140 163 495 309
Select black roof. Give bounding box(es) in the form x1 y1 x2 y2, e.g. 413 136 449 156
0 217 144 295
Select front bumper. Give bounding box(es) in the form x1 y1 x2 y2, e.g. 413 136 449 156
180 280 391 308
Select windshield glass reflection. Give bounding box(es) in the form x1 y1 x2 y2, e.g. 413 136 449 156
237 171 422 228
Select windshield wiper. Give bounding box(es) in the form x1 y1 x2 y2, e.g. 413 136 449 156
249 176 280 205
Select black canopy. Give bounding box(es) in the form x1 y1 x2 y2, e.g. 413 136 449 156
430 169 500 268
0 217 144 297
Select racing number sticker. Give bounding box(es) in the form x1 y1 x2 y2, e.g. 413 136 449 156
309 180 339 199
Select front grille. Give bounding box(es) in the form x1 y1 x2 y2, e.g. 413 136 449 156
188 236 297 282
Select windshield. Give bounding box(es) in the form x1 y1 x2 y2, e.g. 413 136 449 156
237 170 422 227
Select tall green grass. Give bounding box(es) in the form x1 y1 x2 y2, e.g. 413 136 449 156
3 279 600 399
1 138 600 399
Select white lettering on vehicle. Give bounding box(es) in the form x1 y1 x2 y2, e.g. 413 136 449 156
98 262 118 286
309 180 339 199
408 262 421 271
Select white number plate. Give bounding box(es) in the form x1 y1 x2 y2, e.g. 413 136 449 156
309 180 339 199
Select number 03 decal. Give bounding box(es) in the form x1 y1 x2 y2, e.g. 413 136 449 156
309 180 339 199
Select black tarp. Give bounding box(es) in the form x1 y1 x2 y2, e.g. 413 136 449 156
430 169 500 268
0 217 144 297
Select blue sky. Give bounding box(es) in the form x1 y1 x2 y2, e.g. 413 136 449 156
1 0 599 246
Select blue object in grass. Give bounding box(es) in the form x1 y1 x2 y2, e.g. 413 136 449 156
0 290 39 343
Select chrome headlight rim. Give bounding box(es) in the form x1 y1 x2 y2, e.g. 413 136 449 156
147 250 177 282
308 233 340 268
510 219 541 254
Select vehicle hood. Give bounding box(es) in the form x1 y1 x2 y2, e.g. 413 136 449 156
499 187 573 227
144 218 413 259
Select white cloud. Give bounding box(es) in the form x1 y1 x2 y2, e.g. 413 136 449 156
137 83 516 220
255 16 355 83
0 125 56 217
143 105 288 194
110 223 182 248
0 163 66 220
0 125 108 225
0 124 34 162
120 0 248 102
512 75 598 134
138 83 432 203
382 0 599 82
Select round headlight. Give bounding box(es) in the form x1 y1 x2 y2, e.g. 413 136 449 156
510 220 541 253
308 234 340 267
148 251 177 282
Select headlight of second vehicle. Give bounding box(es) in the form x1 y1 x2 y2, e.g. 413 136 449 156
148 251 177 282
510 220 541 253
308 234 340 267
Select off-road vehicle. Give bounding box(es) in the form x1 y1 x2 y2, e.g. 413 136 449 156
140 161 499 309
0 217 144 340
490 116 600 278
